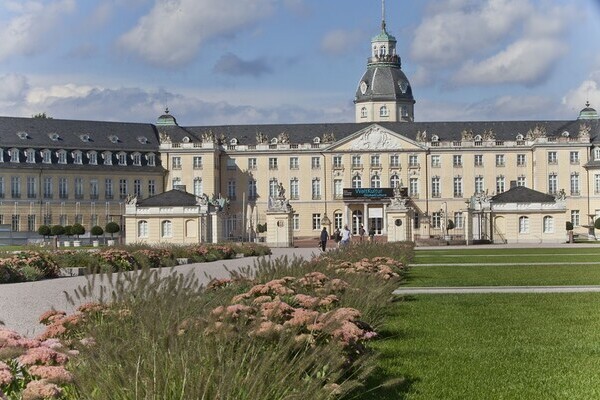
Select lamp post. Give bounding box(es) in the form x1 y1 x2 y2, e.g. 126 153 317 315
441 201 448 239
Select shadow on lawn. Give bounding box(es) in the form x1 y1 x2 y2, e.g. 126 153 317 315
349 368 418 400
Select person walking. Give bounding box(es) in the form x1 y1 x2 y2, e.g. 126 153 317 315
340 225 351 247
359 224 366 242
333 228 342 248
368 226 376 242
319 226 329 252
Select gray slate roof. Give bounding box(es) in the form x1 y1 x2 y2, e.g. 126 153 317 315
491 186 556 203
0 116 160 151
355 66 414 103
137 189 199 207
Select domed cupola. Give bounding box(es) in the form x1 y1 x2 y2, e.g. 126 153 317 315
578 101 599 120
354 0 415 123
157 107 178 126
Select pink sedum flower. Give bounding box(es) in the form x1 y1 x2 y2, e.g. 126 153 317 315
22 379 62 400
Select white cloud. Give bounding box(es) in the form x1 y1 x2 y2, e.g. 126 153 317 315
320 29 364 56
562 74 600 113
117 0 276 67
0 0 76 61
453 38 567 86
0 74 29 103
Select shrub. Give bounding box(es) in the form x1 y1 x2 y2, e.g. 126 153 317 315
50 225 65 238
72 224 85 239
90 226 103 238
595 218 600 231
64 225 74 238
566 221 574 231
38 225 51 238
104 222 120 239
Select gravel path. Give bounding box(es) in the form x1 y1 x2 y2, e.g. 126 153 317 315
0 248 318 337
393 286 600 295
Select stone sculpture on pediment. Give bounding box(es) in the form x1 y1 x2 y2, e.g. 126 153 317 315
461 129 473 141
322 132 335 143
415 129 427 142
159 132 171 144
125 194 137 205
578 123 591 140
217 132 227 145
256 131 268 144
197 193 209 206
555 189 567 201
278 132 289 144
526 125 547 140
201 130 215 143
350 126 399 150
482 129 495 141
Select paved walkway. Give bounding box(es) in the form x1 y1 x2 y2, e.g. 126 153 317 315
393 286 600 295
0 248 318 337
413 262 600 266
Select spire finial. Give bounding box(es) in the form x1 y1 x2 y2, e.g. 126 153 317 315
381 0 386 31
586 100 591 108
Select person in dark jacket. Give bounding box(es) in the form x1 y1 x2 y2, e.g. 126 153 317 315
319 227 329 251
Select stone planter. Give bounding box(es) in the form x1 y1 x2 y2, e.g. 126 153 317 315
63 241 70 247
176 258 189 265
107 239 115 246
73 240 81 247
92 240 100 247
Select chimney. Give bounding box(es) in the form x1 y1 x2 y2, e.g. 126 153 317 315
510 180 517 189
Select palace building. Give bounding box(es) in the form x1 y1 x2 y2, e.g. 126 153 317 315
0 12 599 245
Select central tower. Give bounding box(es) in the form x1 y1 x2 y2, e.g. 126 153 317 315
354 1 415 123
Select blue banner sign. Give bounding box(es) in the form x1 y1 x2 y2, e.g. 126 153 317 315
343 188 394 199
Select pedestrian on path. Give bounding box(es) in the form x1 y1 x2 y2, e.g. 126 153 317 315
340 225 351 247
359 224 366 242
368 226 375 242
333 228 341 247
319 226 329 252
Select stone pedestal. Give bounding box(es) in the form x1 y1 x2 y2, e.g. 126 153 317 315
210 212 222 244
266 194 294 248
386 208 413 242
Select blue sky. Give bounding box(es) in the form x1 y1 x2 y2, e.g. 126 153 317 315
0 0 598 126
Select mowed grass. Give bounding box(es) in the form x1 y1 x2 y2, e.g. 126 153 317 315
359 248 600 399
366 293 600 400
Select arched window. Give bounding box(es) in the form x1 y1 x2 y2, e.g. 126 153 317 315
543 216 554 233
361 107 367 118
352 210 363 235
352 175 362 189
370 173 381 188
379 45 386 56
138 220 148 238
161 220 172 237
390 174 400 188
518 216 529 233
379 105 389 117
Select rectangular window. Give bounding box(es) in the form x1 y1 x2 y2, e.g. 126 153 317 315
370 154 380 167
26 149 35 163
148 180 156 197
269 158 278 170
147 154 156 166
90 179 99 200
311 157 321 169
172 156 182 169
248 180 257 200
103 152 112 165
352 155 362 168
269 179 279 197
495 154 505 167
334 212 342 230
193 156 203 169
11 176 21 198
43 150 52 164
57 151 67 164
474 154 483 167
43 177 52 199
312 179 321 200
390 154 400 168
118 153 127 166
334 179 343 199
134 179 142 198
74 178 83 199
27 215 36 232
293 214 300 231
519 217 529 233
290 179 299 200
105 178 113 199
431 177 440 198
571 210 580 226
119 179 128 199
247 158 256 170
289 157 299 169
570 173 580 195
454 212 464 229
596 174 600 194
548 174 558 195
496 176 505 194
548 151 558 164
58 178 68 199
26 176 36 199
11 214 19 232
409 155 418 167
543 216 554 233
227 180 236 200
431 155 441 167
453 155 462 167
432 212 441 229
88 152 97 165
312 213 321 230
133 153 141 166
453 176 463 198
409 178 418 197
475 176 484 194
193 178 203 196
517 154 526 166
570 151 579 164
517 176 526 187
333 155 343 168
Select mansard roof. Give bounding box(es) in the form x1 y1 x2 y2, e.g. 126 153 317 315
0 116 160 150
137 189 199 207
491 186 556 204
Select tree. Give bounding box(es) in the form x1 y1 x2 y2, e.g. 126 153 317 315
91 225 104 239
38 225 51 238
595 218 600 231
446 219 455 231
50 225 65 239
32 112 52 119
566 221 574 231
105 222 120 239
256 223 267 233
64 225 73 238
72 223 85 239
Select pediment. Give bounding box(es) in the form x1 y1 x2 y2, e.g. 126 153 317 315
329 124 425 151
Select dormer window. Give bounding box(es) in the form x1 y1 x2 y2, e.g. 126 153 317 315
72 150 83 165
41 149 51 164
431 135 439 142
88 151 97 165
561 131 570 137
17 131 28 140
270 138 278 145
108 135 119 144
229 138 238 146
118 152 127 166
146 153 155 166
80 134 91 142
313 137 321 144
182 136 190 143
594 148 600 161
361 107 367 118
9 148 19 163
137 136 148 144
516 134 524 141
132 152 141 166
379 105 389 117
57 150 67 164
48 133 60 141
26 149 35 163
103 151 113 165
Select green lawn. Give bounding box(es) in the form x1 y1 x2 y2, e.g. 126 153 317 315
360 248 600 399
